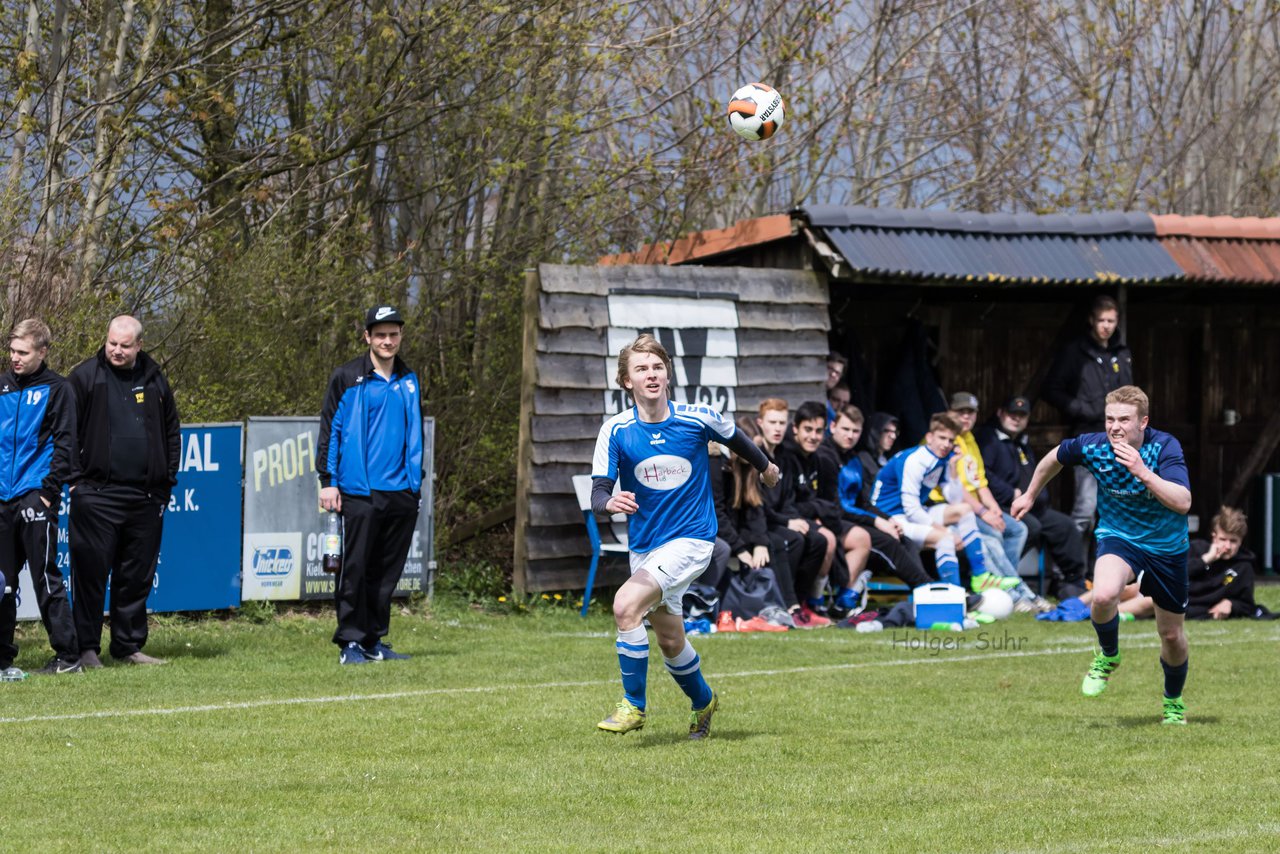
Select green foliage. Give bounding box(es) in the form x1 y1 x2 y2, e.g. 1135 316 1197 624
236 598 278 625
434 559 508 603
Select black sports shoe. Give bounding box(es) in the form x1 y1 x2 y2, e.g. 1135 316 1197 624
34 657 83 675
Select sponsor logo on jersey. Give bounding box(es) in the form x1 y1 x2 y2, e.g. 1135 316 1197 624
634 454 692 490
649 431 666 446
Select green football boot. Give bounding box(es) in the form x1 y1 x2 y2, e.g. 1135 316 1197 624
1081 650 1122 698
597 700 646 734
688 691 719 740
970 572 1021 593
1162 696 1187 725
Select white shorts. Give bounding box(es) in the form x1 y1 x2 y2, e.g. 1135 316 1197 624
893 505 949 549
629 538 715 616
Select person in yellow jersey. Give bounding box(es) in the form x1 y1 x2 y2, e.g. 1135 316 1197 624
931 392 1047 611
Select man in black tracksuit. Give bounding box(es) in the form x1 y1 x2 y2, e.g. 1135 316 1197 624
0 319 81 677
1042 295 1133 533
317 305 424 665
67 315 180 667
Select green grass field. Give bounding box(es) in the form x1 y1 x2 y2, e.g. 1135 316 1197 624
5 588 1280 852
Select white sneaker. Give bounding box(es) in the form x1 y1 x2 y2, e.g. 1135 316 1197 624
854 620 884 633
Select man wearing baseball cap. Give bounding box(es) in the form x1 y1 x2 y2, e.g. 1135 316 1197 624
316 305 424 664
976 396 1088 599
934 391 1045 609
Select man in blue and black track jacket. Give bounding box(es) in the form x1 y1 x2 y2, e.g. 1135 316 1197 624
0 318 81 677
316 305 424 665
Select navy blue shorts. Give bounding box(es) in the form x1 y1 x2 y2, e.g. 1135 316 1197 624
1096 538 1188 614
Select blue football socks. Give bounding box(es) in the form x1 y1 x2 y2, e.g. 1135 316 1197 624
664 639 713 710
616 625 649 710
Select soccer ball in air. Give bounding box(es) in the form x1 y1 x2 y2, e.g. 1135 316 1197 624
727 83 785 141
976 588 1014 620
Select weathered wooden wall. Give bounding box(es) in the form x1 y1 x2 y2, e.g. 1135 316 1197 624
514 264 830 594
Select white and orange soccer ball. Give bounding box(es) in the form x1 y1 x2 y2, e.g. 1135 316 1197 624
727 82 785 141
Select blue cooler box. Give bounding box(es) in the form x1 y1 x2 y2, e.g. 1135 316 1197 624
912 583 966 629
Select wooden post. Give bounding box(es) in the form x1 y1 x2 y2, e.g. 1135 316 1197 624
512 267 542 596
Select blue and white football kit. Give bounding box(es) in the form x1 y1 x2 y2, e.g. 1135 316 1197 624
592 401 734 613
1058 428 1191 612
591 401 765 720
870 445 987 586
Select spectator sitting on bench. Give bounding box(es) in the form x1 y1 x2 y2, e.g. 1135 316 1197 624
756 399 832 629
936 392 1045 610
1076 507 1266 620
870 412 1017 593
779 401 855 618
857 413 900 505
708 429 801 629
975 395 1088 600
815 403 933 593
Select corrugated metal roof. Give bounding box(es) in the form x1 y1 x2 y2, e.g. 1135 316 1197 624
598 214 792 265
804 204 1158 236
1152 213 1280 240
1159 235 1280 284
800 206 1182 284
1150 214 1280 283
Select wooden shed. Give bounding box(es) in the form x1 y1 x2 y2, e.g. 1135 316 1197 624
515 206 1280 593
514 263 830 593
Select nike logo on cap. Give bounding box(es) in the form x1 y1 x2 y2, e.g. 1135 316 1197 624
375 307 394 320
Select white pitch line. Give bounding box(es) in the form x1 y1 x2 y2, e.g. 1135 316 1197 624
0 631 1275 727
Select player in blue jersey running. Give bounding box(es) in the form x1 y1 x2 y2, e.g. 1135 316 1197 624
1013 386 1192 724
591 334 779 739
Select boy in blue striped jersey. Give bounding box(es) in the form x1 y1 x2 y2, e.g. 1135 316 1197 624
591 334 779 738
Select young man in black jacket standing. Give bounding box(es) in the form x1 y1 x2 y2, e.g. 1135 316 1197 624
0 319 81 678
68 315 180 667
1043 295 1133 533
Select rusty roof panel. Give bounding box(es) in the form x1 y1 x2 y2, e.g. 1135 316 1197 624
1158 236 1280 284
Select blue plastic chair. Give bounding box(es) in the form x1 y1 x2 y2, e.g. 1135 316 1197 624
572 475 629 617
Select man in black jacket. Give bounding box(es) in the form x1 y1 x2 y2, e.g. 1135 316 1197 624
68 315 180 667
975 396 1087 599
1186 507 1262 620
1043 295 1133 533
757 398 830 627
0 319 81 678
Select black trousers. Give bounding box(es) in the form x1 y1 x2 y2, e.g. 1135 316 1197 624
69 484 165 659
0 492 78 666
854 517 933 588
333 490 419 648
1023 507 1087 589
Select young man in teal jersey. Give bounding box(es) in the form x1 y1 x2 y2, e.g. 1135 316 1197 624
1014 385 1192 724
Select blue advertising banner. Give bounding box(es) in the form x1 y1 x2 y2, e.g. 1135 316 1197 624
45 423 244 616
